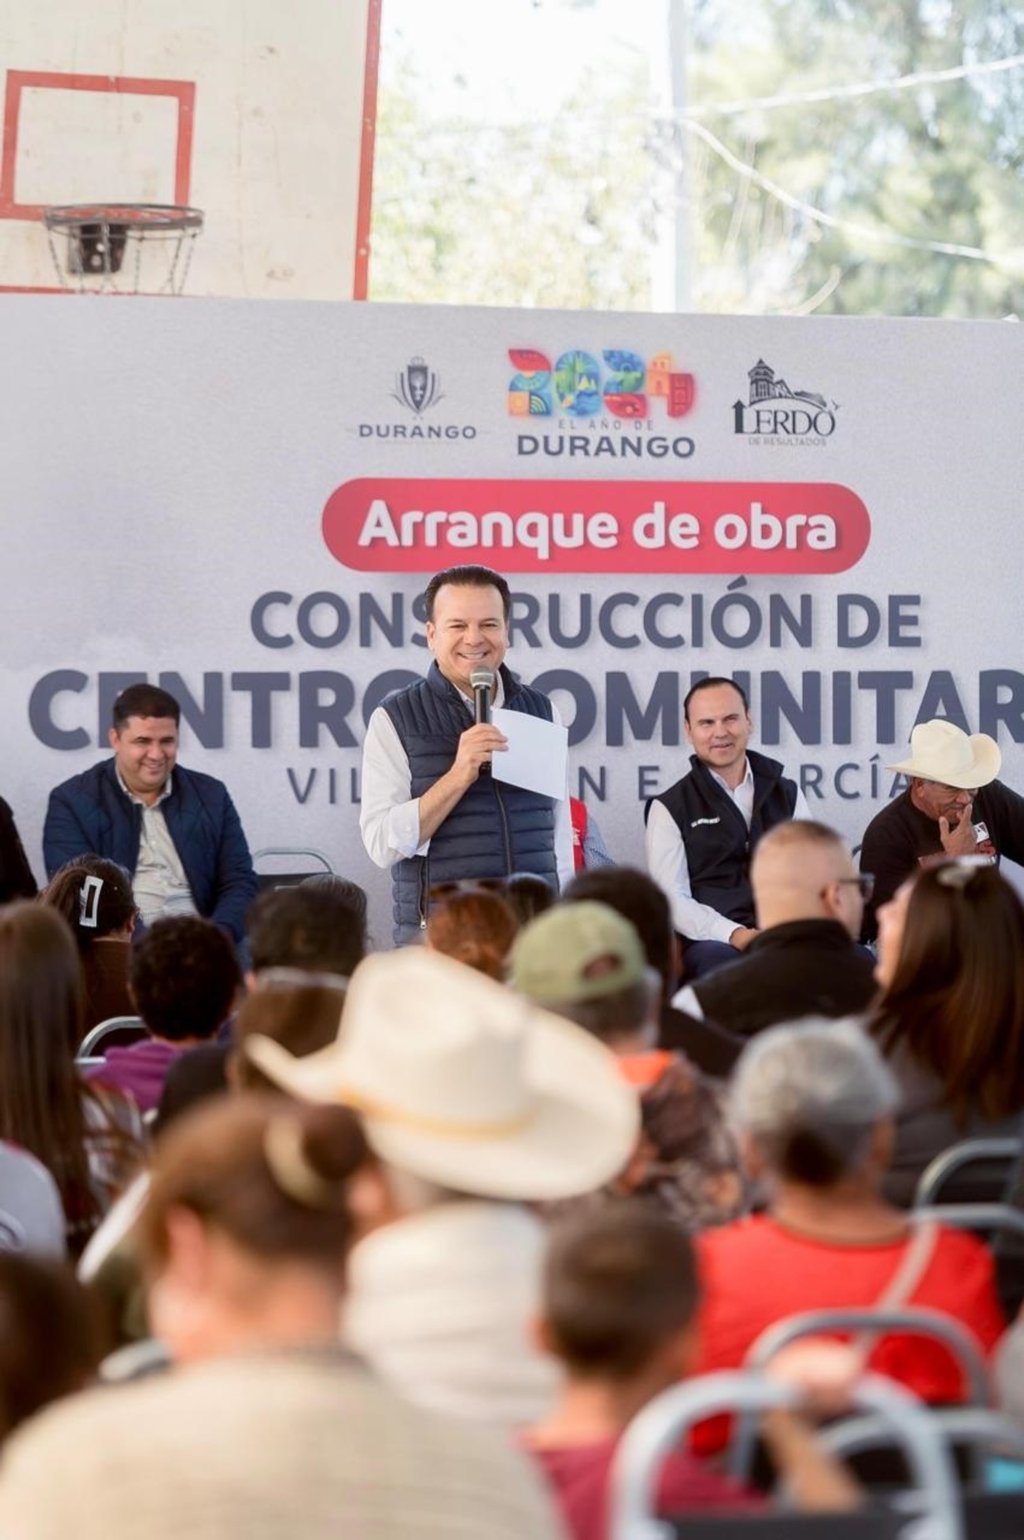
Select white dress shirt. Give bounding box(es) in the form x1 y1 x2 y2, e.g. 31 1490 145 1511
116 771 197 926
360 673 574 888
645 757 810 943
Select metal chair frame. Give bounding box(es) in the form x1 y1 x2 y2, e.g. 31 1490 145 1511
609 1368 963 1540
251 847 334 890
912 1203 1024 1246
820 1406 1024 1511
914 1139 1022 1209
730 1305 991 1484
77 1016 146 1060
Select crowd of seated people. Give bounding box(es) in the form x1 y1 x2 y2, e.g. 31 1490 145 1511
1 822 1024 1537
691 1018 1006 1435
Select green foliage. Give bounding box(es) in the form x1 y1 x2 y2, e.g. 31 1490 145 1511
370 1 1024 316
688 0 1024 315
370 44 656 309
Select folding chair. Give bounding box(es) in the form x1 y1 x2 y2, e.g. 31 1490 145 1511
914 1203 1024 1320
251 847 334 892
0 1143 65 1258
77 1015 147 1059
609 1368 962 1540
912 1203 1024 1247
730 1305 991 1484
914 1139 1022 1208
821 1406 1024 1540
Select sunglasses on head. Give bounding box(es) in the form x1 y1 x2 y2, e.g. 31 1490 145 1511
428 877 510 901
934 854 997 889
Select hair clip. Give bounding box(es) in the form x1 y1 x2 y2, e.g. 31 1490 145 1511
255 966 349 993
262 1115 346 1212
79 874 103 928
935 854 995 889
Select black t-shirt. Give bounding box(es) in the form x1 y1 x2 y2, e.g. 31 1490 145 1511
859 780 1024 939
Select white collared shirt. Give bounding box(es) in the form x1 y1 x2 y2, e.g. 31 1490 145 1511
645 757 811 943
360 674 574 888
117 770 198 926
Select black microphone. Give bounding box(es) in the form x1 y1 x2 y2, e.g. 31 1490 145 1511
471 666 495 726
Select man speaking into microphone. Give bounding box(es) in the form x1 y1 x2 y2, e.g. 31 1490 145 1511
360 564 573 944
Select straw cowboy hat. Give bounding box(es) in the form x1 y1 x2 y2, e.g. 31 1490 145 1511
245 947 639 1202
888 719 1000 790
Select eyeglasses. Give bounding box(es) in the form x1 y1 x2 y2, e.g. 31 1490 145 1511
835 874 875 901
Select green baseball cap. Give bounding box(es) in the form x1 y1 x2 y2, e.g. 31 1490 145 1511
510 901 647 1006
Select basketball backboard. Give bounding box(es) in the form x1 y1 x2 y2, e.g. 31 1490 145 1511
0 0 380 298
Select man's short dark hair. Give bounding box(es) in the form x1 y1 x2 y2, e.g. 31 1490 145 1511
552 978 654 1044
129 916 240 1042
112 684 181 730
544 1206 700 1380
423 565 511 622
683 676 749 723
246 883 367 977
298 872 367 924
502 872 556 927
563 867 674 1002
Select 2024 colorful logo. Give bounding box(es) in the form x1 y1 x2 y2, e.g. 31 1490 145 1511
507 349 695 420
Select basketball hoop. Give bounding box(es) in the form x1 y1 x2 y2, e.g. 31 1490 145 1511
41 203 204 295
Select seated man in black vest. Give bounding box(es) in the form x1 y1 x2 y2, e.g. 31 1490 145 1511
673 820 877 1036
360 564 573 945
645 677 809 980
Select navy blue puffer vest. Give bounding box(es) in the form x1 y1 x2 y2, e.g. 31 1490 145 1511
382 662 558 943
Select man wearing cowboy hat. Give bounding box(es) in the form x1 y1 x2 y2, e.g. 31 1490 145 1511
859 718 1024 939
245 946 638 1427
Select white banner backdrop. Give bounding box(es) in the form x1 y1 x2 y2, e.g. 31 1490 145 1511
2 295 1021 943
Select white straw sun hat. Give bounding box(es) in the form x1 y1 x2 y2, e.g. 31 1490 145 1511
887 719 1000 789
245 947 640 1202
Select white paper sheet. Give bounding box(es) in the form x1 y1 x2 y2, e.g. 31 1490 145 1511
491 708 568 800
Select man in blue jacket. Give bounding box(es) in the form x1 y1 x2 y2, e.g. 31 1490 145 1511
43 684 257 944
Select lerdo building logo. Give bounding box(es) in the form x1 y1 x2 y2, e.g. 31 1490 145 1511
507 347 697 460
733 358 838 445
